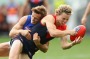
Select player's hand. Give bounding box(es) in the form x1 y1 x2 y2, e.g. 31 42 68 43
21 30 31 40
33 33 41 45
69 30 77 36
72 36 82 45
21 30 31 36
81 18 87 25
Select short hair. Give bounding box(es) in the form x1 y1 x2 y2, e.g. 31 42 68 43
31 5 47 19
55 4 72 15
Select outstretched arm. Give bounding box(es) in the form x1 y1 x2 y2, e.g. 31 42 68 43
43 15 76 37
81 2 90 25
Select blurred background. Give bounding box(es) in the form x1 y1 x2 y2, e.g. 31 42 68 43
0 0 90 59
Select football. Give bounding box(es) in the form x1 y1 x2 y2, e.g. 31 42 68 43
70 25 86 41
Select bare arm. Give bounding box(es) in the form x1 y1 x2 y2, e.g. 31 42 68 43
19 0 29 18
60 36 82 50
81 2 90 25
43 0 50 14
33 33 49 53
83 3 90 18
9 16 30 38
43 15 76 37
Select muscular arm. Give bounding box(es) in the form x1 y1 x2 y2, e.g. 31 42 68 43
19 0 29 18
9 16 28 38
43 15 73 37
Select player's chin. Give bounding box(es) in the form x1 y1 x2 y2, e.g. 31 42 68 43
26 34 31 40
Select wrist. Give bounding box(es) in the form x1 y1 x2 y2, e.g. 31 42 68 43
19 30 24 35
65 30 70 35
71 41 76 46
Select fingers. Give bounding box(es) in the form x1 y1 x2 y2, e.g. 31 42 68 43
28 30 31 32
25 33 31 40
33 33 40 40
33 33 38 37
75 36 82 44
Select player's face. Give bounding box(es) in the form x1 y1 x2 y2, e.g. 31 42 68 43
31 12 41 24
56 13 71 25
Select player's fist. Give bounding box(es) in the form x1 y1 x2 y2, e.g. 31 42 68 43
33 33 41 45
69 30 77 36
21 30 31 40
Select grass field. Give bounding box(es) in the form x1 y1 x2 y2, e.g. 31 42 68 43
0 35 90 59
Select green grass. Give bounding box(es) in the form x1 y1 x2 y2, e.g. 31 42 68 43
0 35 90 59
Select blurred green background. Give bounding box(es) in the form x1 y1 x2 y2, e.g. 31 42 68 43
0 35 90 59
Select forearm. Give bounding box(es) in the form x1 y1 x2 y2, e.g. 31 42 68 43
83 3 90 18
9 29 23 38
50 29 70 37
61 42 74 50
35 43 48 53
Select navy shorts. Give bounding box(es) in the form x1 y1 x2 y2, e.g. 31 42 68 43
10 34 38 59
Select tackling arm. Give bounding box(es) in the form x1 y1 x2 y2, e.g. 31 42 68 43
9 16 30 38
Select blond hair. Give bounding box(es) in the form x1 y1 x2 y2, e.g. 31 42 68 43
55 4 72 15
31 5 47 19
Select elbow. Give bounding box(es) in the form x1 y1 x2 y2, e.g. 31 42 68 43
42 47 48 53
49 32 58 37
61 45 67 50
50 33 63 37
61 46 67 50
9 33 12 38
61 45 72 50
42 48 48 53
9 31 15 38
50 34 56 37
